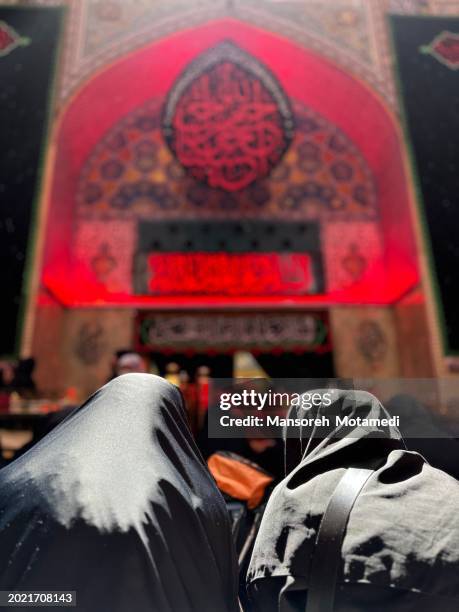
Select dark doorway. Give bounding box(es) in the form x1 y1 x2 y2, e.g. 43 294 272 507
149 352 233 379
256 350 334 379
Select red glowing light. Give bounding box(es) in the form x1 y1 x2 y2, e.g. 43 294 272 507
147 252 314 296
41 20 420 310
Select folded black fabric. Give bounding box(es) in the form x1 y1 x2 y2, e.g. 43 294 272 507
0 374 238 612
247 389 459 612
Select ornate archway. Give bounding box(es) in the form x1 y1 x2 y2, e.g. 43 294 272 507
41 18 419 308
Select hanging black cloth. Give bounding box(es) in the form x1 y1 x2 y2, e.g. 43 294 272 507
246 389 459 612
0 374 238 612
387 393 459 481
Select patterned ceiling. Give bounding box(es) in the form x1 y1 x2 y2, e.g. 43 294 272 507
5 0 458 109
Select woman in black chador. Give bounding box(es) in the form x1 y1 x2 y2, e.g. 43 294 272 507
0 374 238 612
246 389 459 612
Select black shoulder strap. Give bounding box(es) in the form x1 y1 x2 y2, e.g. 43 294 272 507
305 467 374 612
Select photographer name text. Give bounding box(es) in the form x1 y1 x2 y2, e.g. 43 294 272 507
219 414 400 428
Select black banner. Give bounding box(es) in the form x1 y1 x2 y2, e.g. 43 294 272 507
0 7 63 354
134 220 324 296
136 311 330 353
391 16 459 353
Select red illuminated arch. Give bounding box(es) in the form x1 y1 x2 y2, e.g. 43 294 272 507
42 18 418 308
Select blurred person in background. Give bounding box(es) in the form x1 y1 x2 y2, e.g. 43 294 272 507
107 349 131 382
0 361 15 392
10 358 37 399
165 362 181 387
0 358 36 398
115 352 147 376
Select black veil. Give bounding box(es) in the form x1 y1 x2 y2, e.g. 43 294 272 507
0 374 238 612
247 389 459 611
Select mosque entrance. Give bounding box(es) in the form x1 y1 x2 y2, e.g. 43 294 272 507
136 309 334 380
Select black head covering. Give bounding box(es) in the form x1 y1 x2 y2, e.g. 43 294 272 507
0 374 238 612
248 389 459 611
283 388 403 474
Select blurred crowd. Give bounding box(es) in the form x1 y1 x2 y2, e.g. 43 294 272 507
2 350 459 483
0 350 289 477
0 358 36 399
